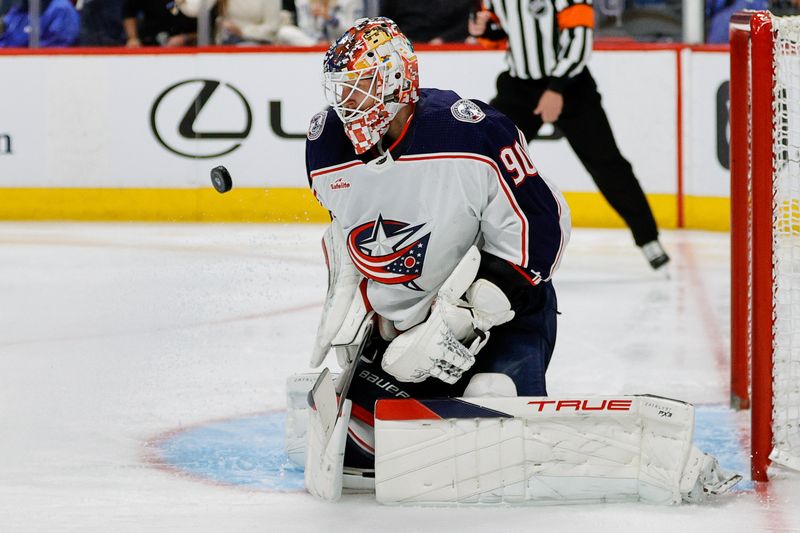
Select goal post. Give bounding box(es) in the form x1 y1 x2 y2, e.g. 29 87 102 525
729 11 800 482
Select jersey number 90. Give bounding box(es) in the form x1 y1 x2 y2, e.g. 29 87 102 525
500 141 538 187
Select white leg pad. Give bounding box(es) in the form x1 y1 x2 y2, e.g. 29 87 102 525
305 398 352 502
374 395 739 505
285 372 339 467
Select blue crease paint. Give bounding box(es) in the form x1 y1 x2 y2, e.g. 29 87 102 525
154 412 305 491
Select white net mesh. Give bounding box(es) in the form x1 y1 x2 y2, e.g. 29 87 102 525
771 14 800 471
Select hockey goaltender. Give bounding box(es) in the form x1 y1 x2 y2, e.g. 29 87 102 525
284 17 741 505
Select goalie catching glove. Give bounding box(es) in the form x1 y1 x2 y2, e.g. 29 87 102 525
382 246 515 384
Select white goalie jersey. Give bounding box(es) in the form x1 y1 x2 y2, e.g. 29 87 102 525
306 88 571 330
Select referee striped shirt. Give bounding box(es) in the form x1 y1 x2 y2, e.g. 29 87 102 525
481 0 594 88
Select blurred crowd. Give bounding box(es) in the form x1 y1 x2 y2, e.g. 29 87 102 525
0 0 798 48
0 0 475 48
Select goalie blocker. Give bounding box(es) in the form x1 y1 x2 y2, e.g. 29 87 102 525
287 386 741 505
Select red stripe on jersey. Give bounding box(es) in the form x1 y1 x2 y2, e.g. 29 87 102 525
375 399 442 421
309 160 364 179
397 153 529 267
347 427 375 454
516 128 528 147
513 130 566 282
508 261 542 286
351 401 375 427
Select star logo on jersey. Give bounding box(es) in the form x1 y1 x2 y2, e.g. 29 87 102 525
347 215 430 290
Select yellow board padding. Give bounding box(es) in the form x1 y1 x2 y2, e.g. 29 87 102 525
564 192 731 232
0 187 731 231
562 191 678 230
0 187 330 223
683 195 730 231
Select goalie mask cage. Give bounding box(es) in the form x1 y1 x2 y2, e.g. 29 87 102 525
730 10 800 482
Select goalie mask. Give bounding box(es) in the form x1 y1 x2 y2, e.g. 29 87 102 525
322 17 419 154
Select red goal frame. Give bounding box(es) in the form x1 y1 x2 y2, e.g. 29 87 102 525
729 10 776 483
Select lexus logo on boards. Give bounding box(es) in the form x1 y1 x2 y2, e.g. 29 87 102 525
150 79 253 159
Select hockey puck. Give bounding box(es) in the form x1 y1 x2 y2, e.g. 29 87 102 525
210 165 233 193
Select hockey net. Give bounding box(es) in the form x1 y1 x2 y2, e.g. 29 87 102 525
730 11 800 481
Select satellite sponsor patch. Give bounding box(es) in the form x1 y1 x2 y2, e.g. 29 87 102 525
451 99 486 123
307 111 327 140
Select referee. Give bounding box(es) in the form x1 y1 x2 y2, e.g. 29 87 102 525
469 0 670 270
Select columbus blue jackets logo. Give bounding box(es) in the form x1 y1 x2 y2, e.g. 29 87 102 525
307 111 327 140
347 215 430 290
451 99 485 124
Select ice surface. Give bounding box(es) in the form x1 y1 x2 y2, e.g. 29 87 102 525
0 223 798 533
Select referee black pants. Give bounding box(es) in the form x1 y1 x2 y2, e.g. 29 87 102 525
490 69 659 247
